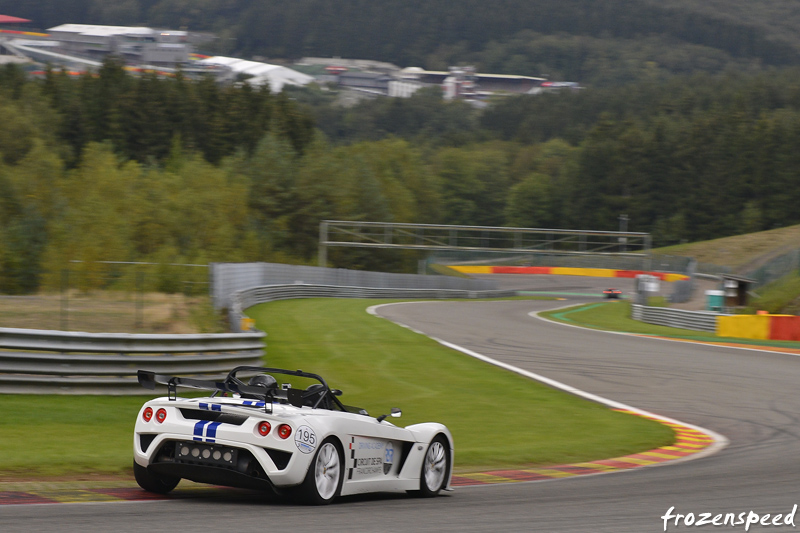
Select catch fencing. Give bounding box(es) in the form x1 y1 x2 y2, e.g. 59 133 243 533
741 248 800 288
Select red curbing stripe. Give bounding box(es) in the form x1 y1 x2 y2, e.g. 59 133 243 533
450 409 717 487
451 477 491 486
0 491 59 504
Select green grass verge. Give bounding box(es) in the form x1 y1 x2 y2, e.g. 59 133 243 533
247 298 674 472
0 396 145 478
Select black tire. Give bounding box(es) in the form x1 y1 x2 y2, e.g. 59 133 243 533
418 434 451 497
133 461 180 494
297 438 344 505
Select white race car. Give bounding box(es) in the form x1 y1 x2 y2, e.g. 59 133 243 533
133 366 454 504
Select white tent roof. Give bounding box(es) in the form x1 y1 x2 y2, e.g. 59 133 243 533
47 24 157 37
197 56 314 92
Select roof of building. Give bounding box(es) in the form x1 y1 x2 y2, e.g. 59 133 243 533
48 24 156 36
0 15 31 24
400 66 545 82
47 24 188 40
196 56 314 92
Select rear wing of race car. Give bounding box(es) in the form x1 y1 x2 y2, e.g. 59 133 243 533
138 370 267 398
137 366 351 413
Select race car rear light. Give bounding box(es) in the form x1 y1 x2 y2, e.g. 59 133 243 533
156 408 167 423
142 407 153 422
258 421 271 436
277 424 292 439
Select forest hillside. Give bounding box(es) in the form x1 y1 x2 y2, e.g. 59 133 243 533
4 0 800 85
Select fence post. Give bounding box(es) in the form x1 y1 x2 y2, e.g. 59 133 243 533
60 269 69 331
135 270 144 330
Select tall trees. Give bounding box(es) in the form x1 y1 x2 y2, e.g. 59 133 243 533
37 57 315 166
433 143 512 227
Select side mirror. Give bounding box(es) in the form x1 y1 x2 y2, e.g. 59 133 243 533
377 407 402 423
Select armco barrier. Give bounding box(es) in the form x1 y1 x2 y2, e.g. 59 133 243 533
631 304 723 333
0 328 266 395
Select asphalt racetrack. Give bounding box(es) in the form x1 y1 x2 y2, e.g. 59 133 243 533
6 275 800 532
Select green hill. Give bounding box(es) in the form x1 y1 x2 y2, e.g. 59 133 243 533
657 224 800 272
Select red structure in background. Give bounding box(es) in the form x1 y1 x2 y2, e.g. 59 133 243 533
770 316 800 342
0 15 32 24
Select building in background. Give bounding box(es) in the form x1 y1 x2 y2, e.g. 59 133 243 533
307 58 580 101
47 24 192 66
196 56 314 92
0 13 36 65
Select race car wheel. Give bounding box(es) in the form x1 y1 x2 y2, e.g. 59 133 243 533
419 434 450 497
299 438 343 505
133 461 180 494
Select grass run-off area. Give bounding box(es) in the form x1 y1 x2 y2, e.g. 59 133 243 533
0 297 676 479
542 299 708 337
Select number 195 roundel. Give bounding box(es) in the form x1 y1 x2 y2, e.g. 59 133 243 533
133 366 453 504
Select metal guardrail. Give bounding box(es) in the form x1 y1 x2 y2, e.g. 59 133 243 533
0 328 265 353
229 283 519 331
631 304 725 333
0 328 266 395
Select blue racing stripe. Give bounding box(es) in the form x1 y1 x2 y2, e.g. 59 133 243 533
193 420 210 438
207 422 221 439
